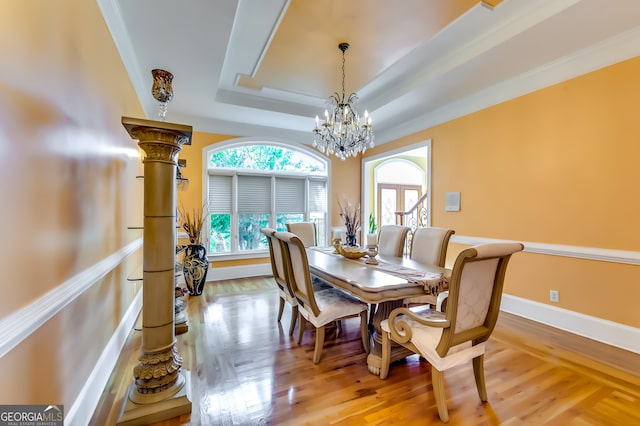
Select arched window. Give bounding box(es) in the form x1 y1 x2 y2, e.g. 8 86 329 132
204 139 329 256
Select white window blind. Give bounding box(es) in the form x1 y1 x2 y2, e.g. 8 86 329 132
238 175 271 213
275 177 305 213
209 175 232 213
308 180 327 212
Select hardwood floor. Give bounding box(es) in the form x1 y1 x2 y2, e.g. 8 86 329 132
90 277 640 425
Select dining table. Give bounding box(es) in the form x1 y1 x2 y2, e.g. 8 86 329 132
306 246 450 376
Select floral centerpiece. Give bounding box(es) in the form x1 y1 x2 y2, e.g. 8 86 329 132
338 198 360 247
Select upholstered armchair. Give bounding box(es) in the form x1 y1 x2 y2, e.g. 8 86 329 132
275 231 370 364
403 227 455 308
380 242 524 422
377 225 410 257
286 221 317 247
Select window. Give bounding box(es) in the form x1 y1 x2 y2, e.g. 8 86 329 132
205 141 329 256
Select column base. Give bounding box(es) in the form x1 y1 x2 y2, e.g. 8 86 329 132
117 370 192 426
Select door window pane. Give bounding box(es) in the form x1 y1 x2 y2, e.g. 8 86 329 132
381 188 397 226
404 189 419 212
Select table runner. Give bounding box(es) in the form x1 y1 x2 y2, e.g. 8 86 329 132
311 247 448 295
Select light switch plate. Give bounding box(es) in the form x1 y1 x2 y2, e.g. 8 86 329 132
445 192 460 211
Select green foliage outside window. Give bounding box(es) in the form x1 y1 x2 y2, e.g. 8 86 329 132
210 214 230 253
210 145 323 173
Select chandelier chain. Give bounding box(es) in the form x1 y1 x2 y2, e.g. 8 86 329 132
341 48 346 102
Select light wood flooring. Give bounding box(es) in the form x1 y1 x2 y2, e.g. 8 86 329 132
91 277 640 425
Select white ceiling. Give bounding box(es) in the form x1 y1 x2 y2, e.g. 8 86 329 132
98 0 640 147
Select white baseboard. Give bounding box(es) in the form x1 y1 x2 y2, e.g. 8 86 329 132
206 263 271 281
66 289 142 426
501 294 640 354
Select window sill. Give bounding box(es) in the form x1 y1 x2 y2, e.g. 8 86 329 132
207 250 270 262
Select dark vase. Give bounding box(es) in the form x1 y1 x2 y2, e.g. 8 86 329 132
345 233 358 247
182 243 208 296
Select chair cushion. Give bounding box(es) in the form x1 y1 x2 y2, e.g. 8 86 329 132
286 222 316 247
410 227 451 266
378 225 409 257
455 259 497 332
299 288 367 327
381 314 486 371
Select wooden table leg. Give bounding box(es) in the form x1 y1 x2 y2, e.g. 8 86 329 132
366 300 415 375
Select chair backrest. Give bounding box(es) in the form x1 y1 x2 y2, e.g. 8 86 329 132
260 227 294 298
409 227 455 267
378 225 410 257
286 222 317 247
274 231 321 317
437 242 524 357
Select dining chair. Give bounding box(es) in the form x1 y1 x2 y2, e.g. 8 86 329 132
285 221 333 292
380 242 524 423
370 224 410 324
403 227 455 308
274 231 370 364
286 221 317 247
377 225 410 257
261 228 299 336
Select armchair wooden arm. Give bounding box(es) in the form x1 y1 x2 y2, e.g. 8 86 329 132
387 306 449 344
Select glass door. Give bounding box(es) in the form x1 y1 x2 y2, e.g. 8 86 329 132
378 184 422 226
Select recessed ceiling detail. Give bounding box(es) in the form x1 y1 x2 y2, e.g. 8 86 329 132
100 0 640 145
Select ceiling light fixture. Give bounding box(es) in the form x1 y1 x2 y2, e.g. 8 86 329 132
312 42 374 160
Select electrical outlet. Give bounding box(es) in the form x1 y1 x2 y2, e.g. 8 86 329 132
549 290 559 303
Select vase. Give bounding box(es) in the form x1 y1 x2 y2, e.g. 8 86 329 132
151 69 173 120
182 243 208 296
345 232 358 247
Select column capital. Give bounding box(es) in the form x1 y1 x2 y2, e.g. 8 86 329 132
122 117 192 162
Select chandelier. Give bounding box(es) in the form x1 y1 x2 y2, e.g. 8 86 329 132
312 42 374 160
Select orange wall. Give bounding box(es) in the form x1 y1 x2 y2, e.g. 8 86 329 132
180 54 640 328
367 57 640 327
1 0 143 407
330 157 362 227
170 29 639 330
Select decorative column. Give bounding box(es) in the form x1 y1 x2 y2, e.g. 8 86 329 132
118 117 192 425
